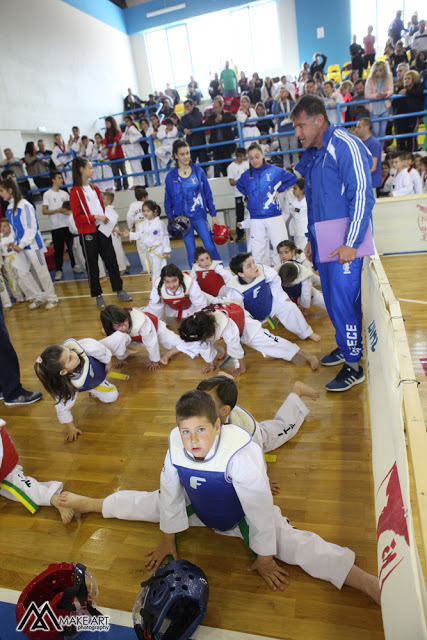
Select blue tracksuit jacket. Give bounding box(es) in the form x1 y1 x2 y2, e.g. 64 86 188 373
164 164 216 220
295 123 375 362
236 163 296 219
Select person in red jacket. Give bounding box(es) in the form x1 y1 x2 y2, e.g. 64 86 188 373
69 157 132 308
102 116 128 191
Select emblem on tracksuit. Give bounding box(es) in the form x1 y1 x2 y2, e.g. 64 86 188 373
343 263 351 275
266 173 271 181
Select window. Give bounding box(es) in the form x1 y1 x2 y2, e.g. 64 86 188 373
351 0 418 50
145 0 281 90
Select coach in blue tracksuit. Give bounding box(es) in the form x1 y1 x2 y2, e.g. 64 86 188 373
292 96 375 392
164 140 221 268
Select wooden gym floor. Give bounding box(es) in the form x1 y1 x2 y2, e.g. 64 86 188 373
1 253 426 639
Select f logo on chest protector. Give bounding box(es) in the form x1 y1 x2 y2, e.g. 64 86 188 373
252 286 261 299
190 476 207 489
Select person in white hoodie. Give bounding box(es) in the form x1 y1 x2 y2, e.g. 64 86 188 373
322 81 345 125
389 153 414 197
154 118 179 183
121 200 170 281
122 115 145 187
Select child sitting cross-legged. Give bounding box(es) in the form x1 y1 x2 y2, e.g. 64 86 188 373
277 261 326 316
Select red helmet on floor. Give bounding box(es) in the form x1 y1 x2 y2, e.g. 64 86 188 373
212 224 231 245
15 563 100 639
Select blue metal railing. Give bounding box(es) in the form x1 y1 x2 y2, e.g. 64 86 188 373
6 91 426 194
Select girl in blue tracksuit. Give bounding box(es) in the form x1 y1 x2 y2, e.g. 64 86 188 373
164 140 221 267
236 143 297 266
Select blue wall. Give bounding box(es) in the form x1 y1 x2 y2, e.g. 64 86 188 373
295 0 351 69
61 0 127 33
124 0 261 35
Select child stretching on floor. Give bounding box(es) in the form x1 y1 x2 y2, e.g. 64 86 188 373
0 419 74 524
145 263 217 323
120 200 170 282
190 247 232 297
160 302 319 374
144 391 380 600
57 375 320 516
225 252 321 342
277 262 325 315
273 239 321 288
100 304 180 371
34 333 130 442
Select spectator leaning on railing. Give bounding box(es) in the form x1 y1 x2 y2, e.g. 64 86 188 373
24 142 50 191
179 99 208 171
205 98 236 178
393 69 424 152
365 60 394 147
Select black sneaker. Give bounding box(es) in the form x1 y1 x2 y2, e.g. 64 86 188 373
4 390 43 406
325 365 365 392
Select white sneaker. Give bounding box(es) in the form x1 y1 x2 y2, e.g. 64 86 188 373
45 300 59 310
29 299 43 310
73 266 84 274
54 270 63 281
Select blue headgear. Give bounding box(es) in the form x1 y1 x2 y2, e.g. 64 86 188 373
167 215 191 239
132 560 209 640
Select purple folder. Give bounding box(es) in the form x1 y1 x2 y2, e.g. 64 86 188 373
314 217 375 263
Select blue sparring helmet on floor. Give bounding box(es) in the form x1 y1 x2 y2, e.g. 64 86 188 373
132 560 209 640
167 215 191 239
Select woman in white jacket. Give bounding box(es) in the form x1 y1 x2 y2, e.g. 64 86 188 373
237 95 261 149
122 115 144 187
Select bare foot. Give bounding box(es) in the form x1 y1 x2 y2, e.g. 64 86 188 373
293 381 320 400
57 491 103 515
308 332 321 342
51 494 75 524
292 349 319 371
160 347 178 365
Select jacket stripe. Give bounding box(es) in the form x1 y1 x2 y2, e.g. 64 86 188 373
333 129 367 247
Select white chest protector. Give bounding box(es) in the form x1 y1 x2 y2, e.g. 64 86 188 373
169 423 251 479
228 405 263 450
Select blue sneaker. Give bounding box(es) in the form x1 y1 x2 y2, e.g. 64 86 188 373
320 347 345 367
325 364 365 392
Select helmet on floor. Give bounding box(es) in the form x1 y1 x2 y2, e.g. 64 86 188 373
167 215 191 239
212 224 231 245
15 562 100 639
132 559 209 640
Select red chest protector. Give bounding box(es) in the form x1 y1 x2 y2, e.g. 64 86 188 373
155 272 193 320
0 426 19 481
207 303 245 337
128 308 159 343
193 261 225 296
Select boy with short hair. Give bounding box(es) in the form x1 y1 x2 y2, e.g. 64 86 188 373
42 171 83 281
126 186 149 273
102 192 131 275
389 152 413 197
402 151 423 194
226 252 320 341
145 390 380 600
284 178 308 252
227 148 249 241
277 261 325 314
196 375 318 454
190 247 232 296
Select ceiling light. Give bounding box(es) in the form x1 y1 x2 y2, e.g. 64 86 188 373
146 3 186 18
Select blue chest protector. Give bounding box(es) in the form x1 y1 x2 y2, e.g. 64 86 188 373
63 339 106 393
227 265 273 322
169 424 251 532
283 282 302 299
